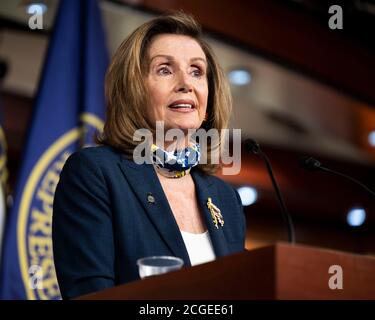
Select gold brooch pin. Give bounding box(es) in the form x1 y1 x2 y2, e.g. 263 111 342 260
207 197 224 229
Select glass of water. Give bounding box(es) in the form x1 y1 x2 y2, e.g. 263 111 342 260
136 256 184 279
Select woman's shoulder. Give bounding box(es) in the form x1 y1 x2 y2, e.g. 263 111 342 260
59 146 127 181
66 145 123 167
71 145 121 158
63 146 142 181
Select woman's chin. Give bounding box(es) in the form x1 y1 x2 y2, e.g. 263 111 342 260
165 121 202 132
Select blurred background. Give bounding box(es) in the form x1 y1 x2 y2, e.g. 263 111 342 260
0 0 374 261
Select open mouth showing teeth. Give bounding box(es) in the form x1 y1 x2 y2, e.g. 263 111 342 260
168 103 194 109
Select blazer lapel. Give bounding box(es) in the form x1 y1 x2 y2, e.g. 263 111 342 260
191 170 230 258
118 158 191 266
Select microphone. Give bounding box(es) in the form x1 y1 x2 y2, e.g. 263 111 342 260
0 60 8 81
245 139 296 244
300 156 375 198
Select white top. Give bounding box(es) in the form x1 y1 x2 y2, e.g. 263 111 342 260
180 230 216 266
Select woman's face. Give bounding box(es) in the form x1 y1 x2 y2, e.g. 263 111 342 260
145 34 209 133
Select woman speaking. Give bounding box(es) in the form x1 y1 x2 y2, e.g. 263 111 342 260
52 12 246 299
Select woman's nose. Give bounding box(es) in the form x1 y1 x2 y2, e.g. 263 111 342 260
174 72 193 93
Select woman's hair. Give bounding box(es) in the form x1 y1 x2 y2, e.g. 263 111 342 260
97 11 232 174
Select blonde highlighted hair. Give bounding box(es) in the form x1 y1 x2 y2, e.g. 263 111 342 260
97 11 232 174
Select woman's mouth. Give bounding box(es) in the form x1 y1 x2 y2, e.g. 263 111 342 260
168 104 195 113
168 100 196 113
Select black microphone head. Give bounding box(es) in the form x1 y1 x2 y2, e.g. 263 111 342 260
299 156 322 171
0 60 8 81
245 138 261 154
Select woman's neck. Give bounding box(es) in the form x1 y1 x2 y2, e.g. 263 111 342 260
160 136 192 151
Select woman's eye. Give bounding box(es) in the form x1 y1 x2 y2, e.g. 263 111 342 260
192 68 203 77
157 66 171 75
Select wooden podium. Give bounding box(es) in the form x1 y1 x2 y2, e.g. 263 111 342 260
78 243 375 300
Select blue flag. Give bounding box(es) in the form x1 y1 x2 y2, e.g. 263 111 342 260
0 99 8 270
0 0 108 299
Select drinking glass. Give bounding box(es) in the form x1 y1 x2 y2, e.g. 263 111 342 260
136 256 184 279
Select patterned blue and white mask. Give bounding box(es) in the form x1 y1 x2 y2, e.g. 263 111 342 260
151 143 200 178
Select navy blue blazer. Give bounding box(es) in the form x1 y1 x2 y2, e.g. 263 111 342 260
52 146 246 299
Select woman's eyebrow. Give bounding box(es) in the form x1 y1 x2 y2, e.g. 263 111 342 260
150 55 207 65
149 54 173 64
190 57 207 66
